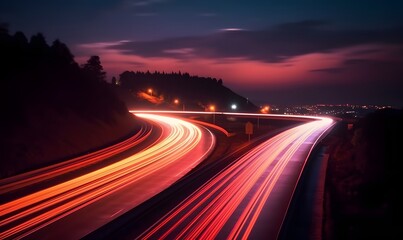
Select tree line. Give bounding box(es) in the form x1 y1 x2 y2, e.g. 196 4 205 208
0 25 127 136
0 25 135 177
117 70 257 111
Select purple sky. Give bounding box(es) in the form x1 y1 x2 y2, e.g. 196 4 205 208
1 0 403 107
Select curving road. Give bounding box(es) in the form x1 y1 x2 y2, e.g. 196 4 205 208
0 122 152 196
0 113 215 240
135 116 334 239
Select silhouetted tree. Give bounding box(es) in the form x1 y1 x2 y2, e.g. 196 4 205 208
50 39 77 68
29 33 49 57
0 22 9 35
13 31 28 47
111 76 117 85
82 55 106 82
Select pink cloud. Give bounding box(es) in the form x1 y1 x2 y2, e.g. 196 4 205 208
75 41 403 95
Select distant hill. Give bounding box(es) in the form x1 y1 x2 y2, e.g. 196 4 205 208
0 26 138 178
114 71 259 112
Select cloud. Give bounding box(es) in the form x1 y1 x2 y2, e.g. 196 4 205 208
108 20 403 63
0 0 126 20
273 19 328 31
349 48 383 56
343 58 376 65
163 48 194 56
310 68 344 74
75 20 403 107
219 28 245 32
127 0 166 7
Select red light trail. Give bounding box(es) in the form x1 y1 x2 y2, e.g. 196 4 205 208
0 123 152 194
0 111 334 239
0 113 215 239
136 116 334 239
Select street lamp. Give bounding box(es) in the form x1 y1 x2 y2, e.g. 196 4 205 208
174 98 185 110
209 105 216 124
231 104 237 111
258 105 269 128
147 88 153 96
260 105 269 113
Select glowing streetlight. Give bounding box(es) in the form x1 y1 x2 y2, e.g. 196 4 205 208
231 104 237 110
260 105 270 113
147 88 153 96
209 105 216 124
174 98 185 110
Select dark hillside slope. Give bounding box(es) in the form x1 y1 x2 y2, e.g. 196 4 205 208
0 27 138 178
323 108 403 239
117 71 259 112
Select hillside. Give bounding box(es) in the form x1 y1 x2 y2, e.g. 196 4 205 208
115 71 259 112
0 27 139 178
323 108 403 239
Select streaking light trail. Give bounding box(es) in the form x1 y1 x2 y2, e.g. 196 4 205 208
136 116 334 239
0 123 151 194
0 113 215 239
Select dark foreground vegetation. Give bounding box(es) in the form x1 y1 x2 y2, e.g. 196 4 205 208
0 26 138 178
323 108 403 239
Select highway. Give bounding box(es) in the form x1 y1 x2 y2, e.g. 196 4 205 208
1 111 334 239
0 122 152 196
133 115 334 239
0 113 215 239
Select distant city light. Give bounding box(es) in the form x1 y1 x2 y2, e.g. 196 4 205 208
261 105 270 113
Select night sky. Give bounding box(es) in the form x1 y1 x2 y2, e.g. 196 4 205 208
1 0 403 107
